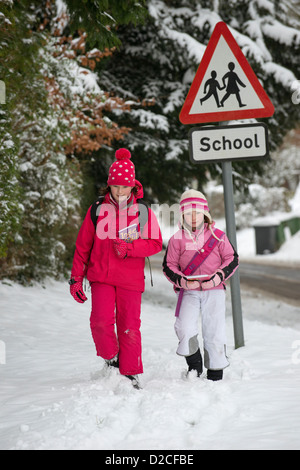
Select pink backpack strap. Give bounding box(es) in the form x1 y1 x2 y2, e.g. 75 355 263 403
182 229 224 276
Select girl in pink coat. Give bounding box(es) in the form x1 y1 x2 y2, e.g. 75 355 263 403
69 149 162 388
163 189 239 381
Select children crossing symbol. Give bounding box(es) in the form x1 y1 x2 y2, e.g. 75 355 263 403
180 22 274 124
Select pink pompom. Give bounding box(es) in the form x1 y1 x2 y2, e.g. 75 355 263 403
115 148 131 161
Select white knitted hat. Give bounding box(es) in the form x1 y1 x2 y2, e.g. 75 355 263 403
179 189 212 225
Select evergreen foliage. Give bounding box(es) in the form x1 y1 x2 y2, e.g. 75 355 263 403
98 0 300 202
0 0 46 260
64 0 148 48
0 0 144 282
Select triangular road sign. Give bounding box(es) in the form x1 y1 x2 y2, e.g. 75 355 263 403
179 22 274 124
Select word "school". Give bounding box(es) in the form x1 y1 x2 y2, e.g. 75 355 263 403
199 133 260 152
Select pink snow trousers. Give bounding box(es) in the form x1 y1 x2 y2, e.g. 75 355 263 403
90 283 143 376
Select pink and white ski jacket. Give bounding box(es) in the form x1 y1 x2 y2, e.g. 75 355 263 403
163 223 238 291
71 185 162 292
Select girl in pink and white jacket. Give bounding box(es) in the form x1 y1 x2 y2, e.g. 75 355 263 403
163 189 238 381
69 149 162 387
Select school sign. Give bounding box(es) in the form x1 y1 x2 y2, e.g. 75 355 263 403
179 22 274 125
189 123 269 163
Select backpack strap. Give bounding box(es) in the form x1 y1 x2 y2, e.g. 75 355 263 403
90 196 105 229
136 200 149 235
182 228 224 276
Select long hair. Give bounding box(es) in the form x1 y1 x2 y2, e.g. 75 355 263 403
181 213 224 242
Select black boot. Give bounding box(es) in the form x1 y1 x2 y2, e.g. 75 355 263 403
105 355 119 369
207 369 223 381
185 349 203 377
126 375 142 390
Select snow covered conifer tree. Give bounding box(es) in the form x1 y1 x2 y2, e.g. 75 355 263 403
98 0 300 202
64 0 148 48
0 0 146 282
0 0 46 263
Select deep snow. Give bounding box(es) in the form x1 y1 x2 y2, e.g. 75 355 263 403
0 229 300 451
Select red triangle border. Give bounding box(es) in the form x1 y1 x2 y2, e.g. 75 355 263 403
179 22 275 124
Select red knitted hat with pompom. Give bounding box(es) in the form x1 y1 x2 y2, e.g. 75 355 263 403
107 148 136 187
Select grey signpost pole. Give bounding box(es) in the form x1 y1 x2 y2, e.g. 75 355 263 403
222 160 245 349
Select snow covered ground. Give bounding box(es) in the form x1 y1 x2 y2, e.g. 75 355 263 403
0 229 300 450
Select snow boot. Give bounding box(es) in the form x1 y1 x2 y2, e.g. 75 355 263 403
126 375 142 390
185 349 203 377
207 369 223 381
105 355 119 369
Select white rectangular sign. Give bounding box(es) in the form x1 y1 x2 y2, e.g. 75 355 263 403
189 123 269 163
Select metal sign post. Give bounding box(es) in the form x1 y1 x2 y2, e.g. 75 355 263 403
222 160 245 349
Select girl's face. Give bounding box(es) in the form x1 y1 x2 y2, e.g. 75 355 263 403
110 185 132 202
184 210 204 230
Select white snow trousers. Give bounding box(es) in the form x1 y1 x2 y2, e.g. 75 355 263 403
175 289 229 370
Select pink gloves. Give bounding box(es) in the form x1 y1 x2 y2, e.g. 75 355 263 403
113 238 129 259
180 269 225 291
201 270 224 290
180 278 199 290
69 278 88 303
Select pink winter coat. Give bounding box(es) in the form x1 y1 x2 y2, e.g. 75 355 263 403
163 223 238 290
71 185 162 292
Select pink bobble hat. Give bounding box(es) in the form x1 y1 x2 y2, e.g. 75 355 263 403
107 148 136 187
